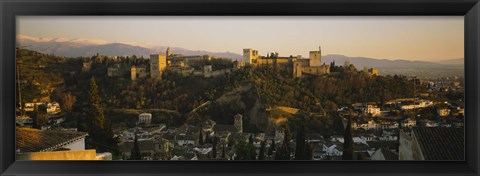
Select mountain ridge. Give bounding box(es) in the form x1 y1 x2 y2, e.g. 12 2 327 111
17 35 243 59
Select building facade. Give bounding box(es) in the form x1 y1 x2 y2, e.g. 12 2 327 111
150 54 167 79
243 49 259 64
131 66 148 81
138 113 152 125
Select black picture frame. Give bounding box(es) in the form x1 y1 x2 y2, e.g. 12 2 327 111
1 0 479 176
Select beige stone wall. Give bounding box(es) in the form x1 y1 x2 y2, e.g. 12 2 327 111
399 130 413 160
131 67 147 81
293 62 303 78
309 50 321 66
302 66 329 75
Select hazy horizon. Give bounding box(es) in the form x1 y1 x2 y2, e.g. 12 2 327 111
17 16 464 61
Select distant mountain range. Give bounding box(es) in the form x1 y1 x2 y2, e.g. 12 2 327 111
322 54 463 69
17 35 243 59
17 35 463 79
321 54 464 78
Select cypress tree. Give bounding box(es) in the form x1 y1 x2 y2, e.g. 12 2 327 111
284 124 292 158
259 141 266 160
268 137 275 157
342 112 355 160
275 142 289 160
305 142 313 160
205 132 211 144
249 134 254 145
284 124 292 145
31 104 40 129
87 76 115 152
131 134 141 160
275 124 292 160
32 104 48 129
222 144 226 159
295 123 306 160
88 76 105 130
212 137 217 158
199 131 204 145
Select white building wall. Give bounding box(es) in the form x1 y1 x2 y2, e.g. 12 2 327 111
371 148 386 160
63 138 86 151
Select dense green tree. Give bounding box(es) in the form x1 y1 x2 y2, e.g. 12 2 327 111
60 91 77 113
235 140 256 160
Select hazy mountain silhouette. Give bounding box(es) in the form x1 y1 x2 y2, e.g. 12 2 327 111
433 58 464 66
321 54 463 78
17 36 243 59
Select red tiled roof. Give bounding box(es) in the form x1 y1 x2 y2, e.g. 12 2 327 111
16 127 87 152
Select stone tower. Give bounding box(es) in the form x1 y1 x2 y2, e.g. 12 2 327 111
130 66 137 81
309 46 322 66
166 47 172 57
234 114 243 133
243 48 259 64
150 54 167 79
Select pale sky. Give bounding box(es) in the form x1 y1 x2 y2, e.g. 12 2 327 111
17 16 464 61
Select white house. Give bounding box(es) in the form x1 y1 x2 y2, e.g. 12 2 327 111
138 113 152 125
437 108 451 117
366 105 381 117
177 134 196 146
325 144 343 156
16 127 88 153
402 118 416 128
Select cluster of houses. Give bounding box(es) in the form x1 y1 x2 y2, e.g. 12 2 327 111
115 113 247 160
16 101 66 128
346 98 464 121
23 102 61 114
112 102 463 161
